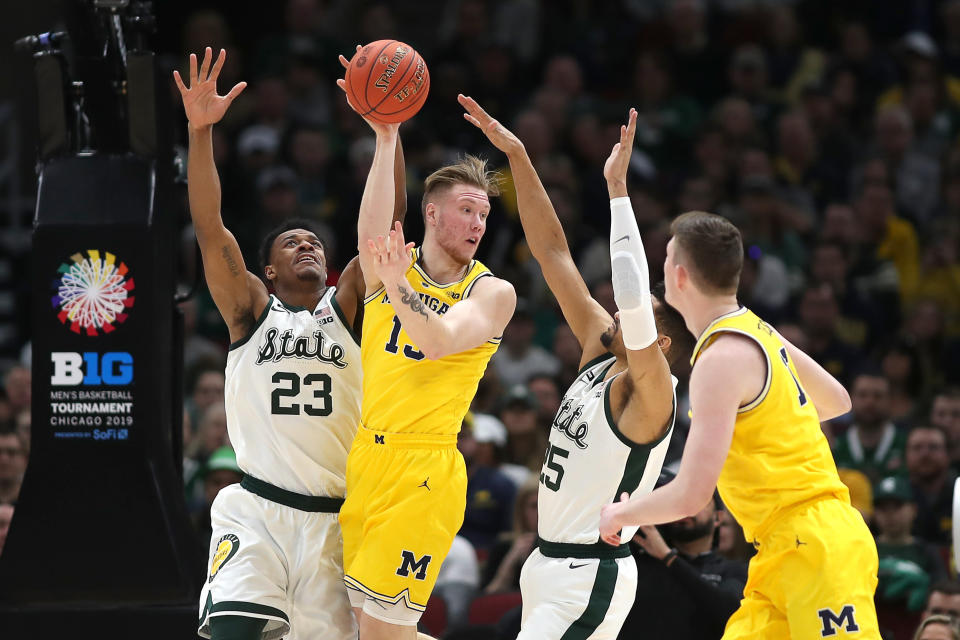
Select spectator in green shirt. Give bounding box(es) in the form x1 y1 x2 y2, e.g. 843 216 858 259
833 370 908 483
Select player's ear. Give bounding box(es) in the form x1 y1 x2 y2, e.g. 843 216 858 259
264 264 277 282
657 334 671 355
675 263 688 291
424 202 438 227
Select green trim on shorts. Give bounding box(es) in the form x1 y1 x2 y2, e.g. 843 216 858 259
537 537 631 560
240 474 344 512
560 559 620 640
209 601 289 621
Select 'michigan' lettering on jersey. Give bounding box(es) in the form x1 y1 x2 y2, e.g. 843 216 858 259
382 292 450 315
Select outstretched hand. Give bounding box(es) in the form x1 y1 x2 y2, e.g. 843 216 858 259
364 221 415 286
603 108 638 188
599 491 630 546
336 45 401 138
173 47 246 129
458 94 525 157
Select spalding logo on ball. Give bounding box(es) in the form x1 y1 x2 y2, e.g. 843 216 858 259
345 40 430 123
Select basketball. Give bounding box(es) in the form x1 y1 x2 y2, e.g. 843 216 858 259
344 40 430 124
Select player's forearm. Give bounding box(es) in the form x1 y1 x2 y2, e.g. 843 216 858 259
782 339 851 420
619 477 710 528
610 196 656 350
358 131 399 246
383 278 451 360
506 148 571 261
187 124 226 238
391 135 407 225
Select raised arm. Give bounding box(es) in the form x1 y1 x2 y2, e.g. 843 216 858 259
336 49 402 295
174 48 267 343
459 95 610 360
365 222 516 360
604 109 674 442
779 332 852 421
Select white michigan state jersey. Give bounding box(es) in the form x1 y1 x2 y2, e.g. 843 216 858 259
224 287 361 497
537 354 676 545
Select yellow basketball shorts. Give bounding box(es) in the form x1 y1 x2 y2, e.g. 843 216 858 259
723 498 881 639
340 425 467 614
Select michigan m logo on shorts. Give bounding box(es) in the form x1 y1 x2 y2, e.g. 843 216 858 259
818 605 859 637
395 550 432 580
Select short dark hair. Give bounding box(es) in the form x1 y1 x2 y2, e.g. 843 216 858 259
258 218 325 272
670 211 743 295
652 281 695 369
930 580 960 596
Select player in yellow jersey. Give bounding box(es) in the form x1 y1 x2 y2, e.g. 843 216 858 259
599 211 881 639
335 74 516 639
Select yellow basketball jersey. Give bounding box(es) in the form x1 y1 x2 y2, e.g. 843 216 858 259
360 247 501 436
691 307 849 542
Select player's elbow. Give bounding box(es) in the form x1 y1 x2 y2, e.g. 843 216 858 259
681 488 714 518
835 386 852 415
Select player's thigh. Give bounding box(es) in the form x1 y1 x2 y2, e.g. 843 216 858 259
288 512 356 640
345 446 466 610
782 502 880 638
519 551 635 640
200 486 291 638
722 594 790 640
340 442 377 574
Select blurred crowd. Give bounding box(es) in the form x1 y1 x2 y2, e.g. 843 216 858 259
4 0 960 638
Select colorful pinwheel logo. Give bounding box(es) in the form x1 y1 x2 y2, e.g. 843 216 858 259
52 250 135 335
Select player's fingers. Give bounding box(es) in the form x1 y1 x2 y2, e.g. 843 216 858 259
189 53 198 86
624 109 638 147
339 54 350 69
336 78 348 94
210 48 227 83
463 114 481 128
172 70 187 95
199 47 212 82
224 82 247 105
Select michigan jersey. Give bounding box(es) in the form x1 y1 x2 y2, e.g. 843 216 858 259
224 287 361 497
360 247 500 436
691 307 849 542
537 354 676 545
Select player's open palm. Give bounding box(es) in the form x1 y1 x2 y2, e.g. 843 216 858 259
336 46 401 139
602 108 638 185
459 94 525 156
173 47 246 128
366 221 414 285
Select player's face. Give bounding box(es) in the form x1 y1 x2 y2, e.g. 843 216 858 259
270 229 327 285
433 184 490 264
664 238 680 307
599 313 623 355
598 302 669 359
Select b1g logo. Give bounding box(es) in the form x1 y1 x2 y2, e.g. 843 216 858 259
52 250 135 336
51 352 134 386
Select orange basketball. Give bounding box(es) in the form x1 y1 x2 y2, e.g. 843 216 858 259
344 40 430 124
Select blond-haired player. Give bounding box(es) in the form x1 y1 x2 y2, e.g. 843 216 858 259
335 63 516 640
600 211 880 638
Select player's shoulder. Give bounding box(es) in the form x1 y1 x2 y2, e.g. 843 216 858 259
697 332 766 372
465 273 515 301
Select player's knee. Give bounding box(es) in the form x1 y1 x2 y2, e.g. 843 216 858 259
209 615 268 640
358 601 422 639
